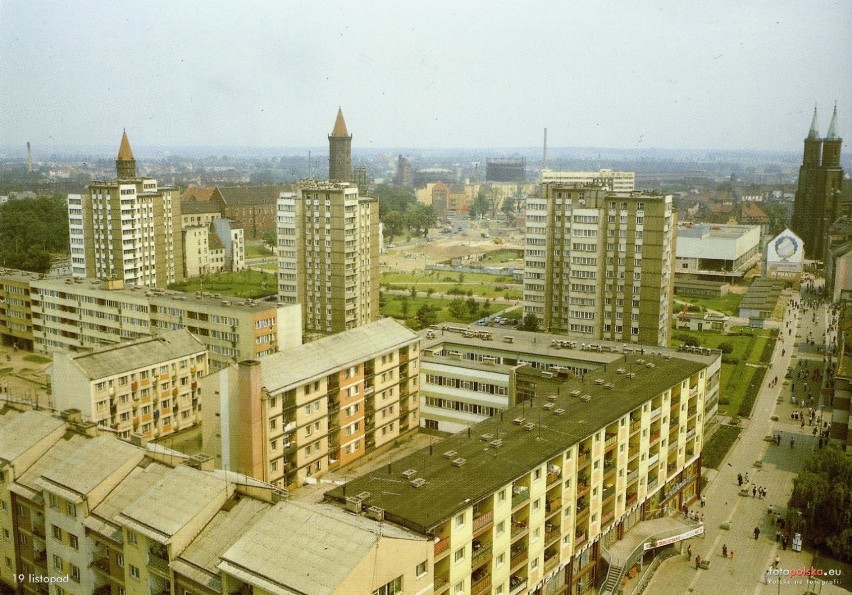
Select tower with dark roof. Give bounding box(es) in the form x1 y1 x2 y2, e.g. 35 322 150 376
328 108 352 182
116 129 137 179
792 104 844 260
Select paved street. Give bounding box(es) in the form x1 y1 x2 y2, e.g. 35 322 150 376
646 286 849 594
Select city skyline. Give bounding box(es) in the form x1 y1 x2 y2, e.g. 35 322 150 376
0 1 850 152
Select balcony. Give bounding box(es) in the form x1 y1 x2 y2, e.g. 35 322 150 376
626 493 638 507
649 432 661 446
575 532 587 546
509 576 528 595
511 489 530 508
545 498 562 514
601 510 615 525
602 485 615 501
544 551 559 573
434 574 450 592
91 556 110 575
471 543 492 567
472 510 493 534
604 434 618 449
510 547 528 569
434 536 450 556
626 469 639 484
647 477 659 491
647 453 660 467
471 574 492 595
511 520 528 540
650 406 662 419
546 470 562 486
630 420 641 433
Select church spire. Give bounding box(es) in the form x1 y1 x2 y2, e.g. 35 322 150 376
807 105 820 140
826 102 839 140
331 107 349 138
115 129 137 178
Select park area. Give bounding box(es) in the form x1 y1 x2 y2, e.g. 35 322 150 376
672 326 777 419
169 270 277 299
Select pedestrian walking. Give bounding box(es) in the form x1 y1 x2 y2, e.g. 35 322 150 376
752 485 757 497
790 438 795 449
754 526 761 540
737 473 743 486
774 555 780 569
722 544 727 558
700 495 706 507
687 544 692 561
782 534 788 550
695 554 701 570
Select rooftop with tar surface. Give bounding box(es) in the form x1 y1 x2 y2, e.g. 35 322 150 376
326 351 707 535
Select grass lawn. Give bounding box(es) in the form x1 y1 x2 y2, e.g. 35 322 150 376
23 354 51 364
169 270 277 299
479 249 523 264
381 294 495 327
675 292 744 316
382 270 522 300
673 327 777 417
245 244 273 258
702 424 743 469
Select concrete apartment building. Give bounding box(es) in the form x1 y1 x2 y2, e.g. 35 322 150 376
524 184 675 347
674 222 761 281
419 325 721 436
0 407 430 595
182 220 245 278
541 169 636 192
50 329 208 440
329 349 709 595
68 131 183 288
201 318 420 487
21 275 301 371
277 181 379 335
0 269 36 350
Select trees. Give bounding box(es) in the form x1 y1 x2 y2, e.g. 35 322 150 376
383 211 404 241
520 313 539 332
469 191 489 219
788 446 852 561
406 203 437 237
415 304 437 329
0 195 69 273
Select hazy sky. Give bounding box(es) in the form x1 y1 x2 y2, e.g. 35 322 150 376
1 1 850 152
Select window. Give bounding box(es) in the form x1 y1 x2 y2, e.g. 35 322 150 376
1 528 8 541
130 564 140 579
117 554 124 567
52 525 62 541
53 554 63 570
70 563 80 583
48 493 59 509
533 498 541 512
497 520 505 535
415 560 427 578
127 531 137 545
454 513 465 528
496 552 505 567
454 582 465 595
372 576 402 595
498 489 506 503
454 547 465 563
65 501 76 517
69 534 79 550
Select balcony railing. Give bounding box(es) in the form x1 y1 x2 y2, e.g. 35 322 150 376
472 544 492 566
471 574 492 595
601 510 615 525
630 420 641 433
647 453 660 467
509 578 528 595
472 510 493 533
605 434 618 448
575 532 587 546
434 536 450 556
510 548 528 569
626 469 639 484
511 490 530 508
650 406 662 419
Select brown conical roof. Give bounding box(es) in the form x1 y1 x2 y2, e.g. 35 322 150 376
117 129 135 160
331 108 349 137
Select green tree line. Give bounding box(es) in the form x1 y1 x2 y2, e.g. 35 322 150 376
0 195 69 273
373 183 437 241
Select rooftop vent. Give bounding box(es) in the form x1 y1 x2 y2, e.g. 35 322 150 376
490 439 503 448
356 491 371 501
513 417 526 425
595 378 604 385
616 368 625 375
542 371 554 379
523 423 535 431
543 402 555 410
345 497 363 513
580 395 592 402
480 433 494 442
443 450 459 459
547 395 558 402
366 506 385 521
627 372 636 379
401 469 418 479
570 390 581 397
604 383 614 389
451 457 467 467
636 359 646 364
554 408 566 415
410 478 427 488
646 363 656 369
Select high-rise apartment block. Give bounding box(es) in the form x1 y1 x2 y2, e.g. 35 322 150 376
328 108 352 182
202 318 420 488
277 181 379 334
50 329 208 440
68 131 183 288
0 407 430 595
524 184 675 347
792 105 844 260
328 350 709 595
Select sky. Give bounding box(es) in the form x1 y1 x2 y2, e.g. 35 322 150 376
0 0 850 152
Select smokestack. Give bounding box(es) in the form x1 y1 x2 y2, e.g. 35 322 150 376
26 142 32 173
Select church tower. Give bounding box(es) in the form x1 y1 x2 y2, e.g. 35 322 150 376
792 104 844 261
116 129 137 179
328 108 352 182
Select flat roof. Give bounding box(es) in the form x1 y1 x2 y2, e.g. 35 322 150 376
11 433 92 501
36 435 142 502
259 318 418 393
66 329 205 379
677 223 759 240
116 464 229 543
0 409 65 464
219 501 424 595
327 352 707 534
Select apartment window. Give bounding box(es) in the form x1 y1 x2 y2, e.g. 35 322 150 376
66 501 76 518
70 563 80 583
53 554 63 571
495 586 504 595
130 564 140 579
117 554 124 567
69 534 79 550
454 582 465 595
531 557 539 570
533 498 541 512
454 547 465 563
52 525 62 541
127 531 137 545
497 489 506 503
416 560 427 578
48 493 59 509
2 528 8 541
372 576 402 595
454 512 465 528
496 552 505 568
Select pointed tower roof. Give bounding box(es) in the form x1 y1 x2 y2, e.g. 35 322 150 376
117 129 135 160
331 108 349 137
807 105 820 140
826 103 840 140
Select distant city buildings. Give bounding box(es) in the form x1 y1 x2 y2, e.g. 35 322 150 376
202 318 420 487
393 154 413 187
791 105 844 260
541 168 636 192
68 131 183 288
524 184 675 347
486 157 526 183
